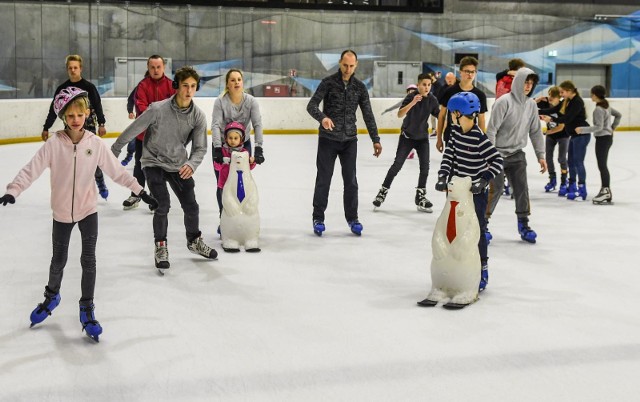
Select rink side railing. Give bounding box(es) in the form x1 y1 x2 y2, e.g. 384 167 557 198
1 97 638 145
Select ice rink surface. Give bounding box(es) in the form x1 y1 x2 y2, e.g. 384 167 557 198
1 132 639 401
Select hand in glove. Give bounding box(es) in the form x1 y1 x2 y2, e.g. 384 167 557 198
213 147 223 164
254 146 265 164
0 194 15 206
471 178 489 194
138 190 158 210
435 176 448 192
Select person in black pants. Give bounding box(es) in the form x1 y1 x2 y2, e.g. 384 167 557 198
307 49 382 236
373 73 440 213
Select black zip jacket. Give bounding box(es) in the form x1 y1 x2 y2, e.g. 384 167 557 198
307 71 380 143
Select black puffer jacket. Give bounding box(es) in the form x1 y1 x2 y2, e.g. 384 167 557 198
307 71 380 143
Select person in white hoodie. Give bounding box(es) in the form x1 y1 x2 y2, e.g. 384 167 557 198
0 87 157 341
484 67 547 244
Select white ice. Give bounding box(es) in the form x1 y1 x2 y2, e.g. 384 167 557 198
1 133 640 401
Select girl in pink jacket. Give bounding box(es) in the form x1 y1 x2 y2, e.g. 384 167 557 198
214 121 256 214
0 87 157 342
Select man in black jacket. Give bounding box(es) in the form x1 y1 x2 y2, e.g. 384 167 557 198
307 49 382 236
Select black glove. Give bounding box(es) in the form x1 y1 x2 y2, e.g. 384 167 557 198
213 147 223 164
138 190 158 210
471 178 489 194
254 146 265 164
435 176 448 192
0 194 15 206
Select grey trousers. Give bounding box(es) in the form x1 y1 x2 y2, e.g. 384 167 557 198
486 150 531 221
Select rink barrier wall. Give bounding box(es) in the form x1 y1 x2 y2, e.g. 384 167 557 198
0 97 638 145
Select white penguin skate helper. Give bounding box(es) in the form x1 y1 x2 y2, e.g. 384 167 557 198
220 150 261 252
418 176 480 309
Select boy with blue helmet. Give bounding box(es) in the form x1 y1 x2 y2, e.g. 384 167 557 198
435 92 503 293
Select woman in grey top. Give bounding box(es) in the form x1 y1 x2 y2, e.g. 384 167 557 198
211 69 264 163
211 69 265 217
576 85 622 205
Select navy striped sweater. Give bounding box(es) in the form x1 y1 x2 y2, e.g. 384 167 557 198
438 124 503 183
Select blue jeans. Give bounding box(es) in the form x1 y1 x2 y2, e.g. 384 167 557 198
568 134 591 184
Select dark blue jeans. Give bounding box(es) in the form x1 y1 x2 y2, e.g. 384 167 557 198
382 135 430 189
313 137 358 222
473 190 489 265
568 134 591 184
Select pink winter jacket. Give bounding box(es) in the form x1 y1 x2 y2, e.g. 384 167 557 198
5 130 143 223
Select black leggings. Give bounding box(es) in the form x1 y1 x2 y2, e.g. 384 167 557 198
595 135 613 188
48 213 98 305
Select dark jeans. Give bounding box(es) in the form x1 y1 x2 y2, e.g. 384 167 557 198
545 135 570 178
486 151 530 220
473 190 489 265
126 138 135 156
144 167 201 242
130 138 145 196
48 212 98 305
313 137 358 222
595 135 613 188
568 134 591 184
382 135 430 189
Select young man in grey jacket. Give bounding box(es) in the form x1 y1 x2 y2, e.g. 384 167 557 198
112 66 217 271
485 67 547 244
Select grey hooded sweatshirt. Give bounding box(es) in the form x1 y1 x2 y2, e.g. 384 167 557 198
112 96 208 173
486 67 545 161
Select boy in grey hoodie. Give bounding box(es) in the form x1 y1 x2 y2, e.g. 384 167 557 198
112 66 218 271
485 67 547 244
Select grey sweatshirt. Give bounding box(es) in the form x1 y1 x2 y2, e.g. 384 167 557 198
578 105 622 137
486 67 545 161
211 93 264 149
112 96 208 173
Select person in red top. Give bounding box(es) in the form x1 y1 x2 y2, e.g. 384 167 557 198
122 55 176 210
495 58 525 99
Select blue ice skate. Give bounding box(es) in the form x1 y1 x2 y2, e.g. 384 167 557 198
30 290 61 327
479 264 489 292
313 220 325 236
518 219 537 244
348 220 363 236
80 303 103 342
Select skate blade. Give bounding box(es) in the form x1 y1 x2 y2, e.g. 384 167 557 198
223 247 241 253
416 206 433 213
593 200 613 205
122 203 139 211
86 333 100 342
417 298 438 307
156 268 168 276
443 297 478 310
245 248 261 253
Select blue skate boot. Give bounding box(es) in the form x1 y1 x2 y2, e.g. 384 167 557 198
96 177 109 200
565 182 578 200
479 263 489 292
518 218 537 244
80 303 103 342
348 220 363 236
544 176 557 192
558 181 568 197
568 183 587 201
30 287 61 327
484 228 492 245
313 220 325 236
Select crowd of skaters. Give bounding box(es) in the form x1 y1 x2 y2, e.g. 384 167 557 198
0 50 623 338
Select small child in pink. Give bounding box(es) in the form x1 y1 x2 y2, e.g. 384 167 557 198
214 121 256 214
